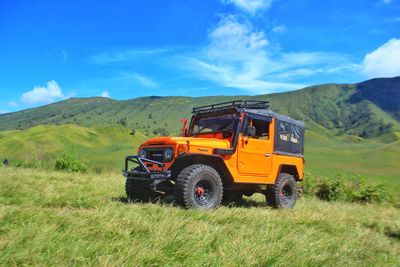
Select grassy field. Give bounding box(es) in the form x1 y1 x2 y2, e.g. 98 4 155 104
0 124 147 173
0 167 399 266
1 124 399 188
305 130 400 185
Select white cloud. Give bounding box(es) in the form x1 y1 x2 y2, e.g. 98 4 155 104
271 64 361 79
0 110 9 114
208 15 268 53
8 101 18 107
189 58 303 93
362 38 400 78
100 91 110 98
21 80 65 105
118 72 159 88
272 25 286 33
222 0 272 14
184 15 354 94
61 49 68 60
188 15 280 93
91 48 170 64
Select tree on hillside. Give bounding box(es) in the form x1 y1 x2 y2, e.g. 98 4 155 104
118 117 127 126
153 127 169 136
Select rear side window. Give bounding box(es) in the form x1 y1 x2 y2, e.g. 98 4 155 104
274 119 304 155
279 122 290 141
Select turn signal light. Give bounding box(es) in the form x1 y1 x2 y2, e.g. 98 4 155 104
178 144 188 155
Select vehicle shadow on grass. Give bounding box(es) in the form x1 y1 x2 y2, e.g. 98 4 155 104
111 196 267 208
223 199 267 208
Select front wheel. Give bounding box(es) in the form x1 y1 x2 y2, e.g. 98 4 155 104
266 173 298 208
174 164 223 209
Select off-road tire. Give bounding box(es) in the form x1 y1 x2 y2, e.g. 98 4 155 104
174 164 223 209
266 173 297 208
222 191 243 203
125 179 153 202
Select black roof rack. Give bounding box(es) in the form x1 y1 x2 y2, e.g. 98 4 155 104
192 100 269 114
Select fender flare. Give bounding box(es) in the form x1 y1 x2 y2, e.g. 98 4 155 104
170 153 234 185
277 164 301 181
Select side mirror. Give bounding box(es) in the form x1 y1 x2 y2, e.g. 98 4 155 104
247 126 256 137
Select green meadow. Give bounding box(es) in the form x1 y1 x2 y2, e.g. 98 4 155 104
0 167 399 266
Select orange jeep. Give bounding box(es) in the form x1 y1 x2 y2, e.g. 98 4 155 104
123 100 305 209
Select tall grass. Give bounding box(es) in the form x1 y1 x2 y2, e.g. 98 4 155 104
0 166 399 266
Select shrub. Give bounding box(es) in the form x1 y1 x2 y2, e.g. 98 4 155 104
304 174 388 204
314 175 350 201
55 153 87 173
353 183 388 204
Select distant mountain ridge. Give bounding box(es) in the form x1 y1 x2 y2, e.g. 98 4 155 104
1 77 399 142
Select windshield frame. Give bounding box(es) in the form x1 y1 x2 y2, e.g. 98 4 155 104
188 112 240 137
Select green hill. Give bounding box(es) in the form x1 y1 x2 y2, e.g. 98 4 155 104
0 125 146 172
1 77 399 141
0 77 399 182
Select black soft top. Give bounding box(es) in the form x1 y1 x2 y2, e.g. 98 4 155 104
244 109 304 127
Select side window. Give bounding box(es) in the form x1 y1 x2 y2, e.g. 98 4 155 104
279 121 290 141
243 117 269 140
290 124 300 143
275 119 304 155
253 118 269 139
278 121 302 144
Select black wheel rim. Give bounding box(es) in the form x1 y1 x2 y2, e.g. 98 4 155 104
280 181 294 206
194 180 213 206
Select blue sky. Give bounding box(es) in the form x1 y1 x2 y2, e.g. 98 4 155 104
0 0 399 113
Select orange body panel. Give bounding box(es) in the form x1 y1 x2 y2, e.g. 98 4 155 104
138 116 304 185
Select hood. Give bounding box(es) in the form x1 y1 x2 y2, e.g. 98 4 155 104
141 136 231 149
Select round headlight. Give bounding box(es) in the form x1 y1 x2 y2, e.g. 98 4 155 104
164 148 173 161
139 149 147 158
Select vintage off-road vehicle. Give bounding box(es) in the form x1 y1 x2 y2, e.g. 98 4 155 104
123 100 305 209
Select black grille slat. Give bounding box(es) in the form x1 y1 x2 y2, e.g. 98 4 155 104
148 150 164 162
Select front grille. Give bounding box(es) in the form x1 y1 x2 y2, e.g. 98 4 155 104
148 149 164 162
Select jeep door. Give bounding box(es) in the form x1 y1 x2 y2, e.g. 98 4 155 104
238 115 273 176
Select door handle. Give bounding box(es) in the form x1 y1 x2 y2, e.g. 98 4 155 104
264 153 270 157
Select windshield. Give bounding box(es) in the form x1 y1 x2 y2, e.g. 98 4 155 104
189 114 238 135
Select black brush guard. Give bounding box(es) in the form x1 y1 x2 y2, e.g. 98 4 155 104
122 155 171 180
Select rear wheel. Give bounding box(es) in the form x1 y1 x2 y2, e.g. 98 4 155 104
125 179 154 202
174 164 223 209
266 173 297 208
